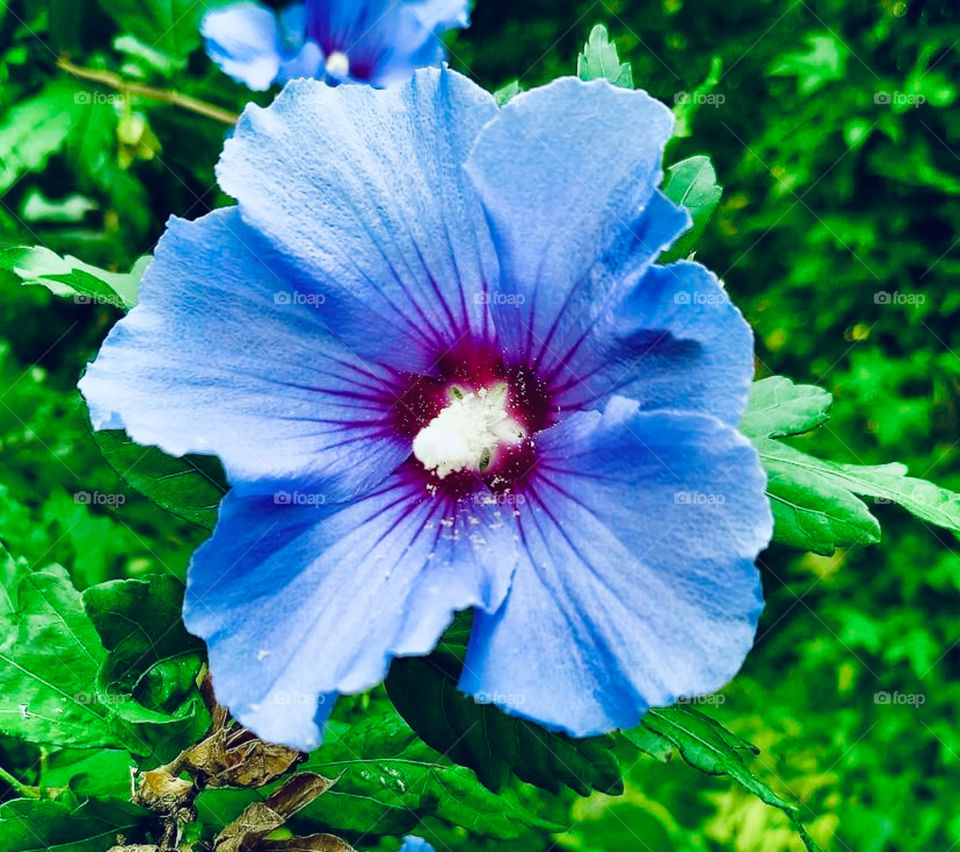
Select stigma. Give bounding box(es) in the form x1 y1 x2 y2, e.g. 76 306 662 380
324 51 350 79
413 384 525 480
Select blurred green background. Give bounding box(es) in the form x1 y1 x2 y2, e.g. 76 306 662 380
1 0 959 849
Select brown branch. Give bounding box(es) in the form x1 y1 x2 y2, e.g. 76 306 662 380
57 57 239 125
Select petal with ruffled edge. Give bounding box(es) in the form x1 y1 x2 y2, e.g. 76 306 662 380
202 2 286 91
185 470 518 749
79 207 411 501
216 69 499 374
550 261 756 427
465 77 679 362
459 399 772 735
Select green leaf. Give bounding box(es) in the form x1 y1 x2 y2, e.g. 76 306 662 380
92 429 228 528
385 614 622 796
661 155 723 261
628 707 824 852
0 245 149 310
0 546 133 751
97 0 209 64
296 707 561 839
577 24 633 88
759 437 881 553
0 82 84 193
81 574 209 759
0 546 204 756
0 796 148 852
743 375 960 554
757 437 960 553
740 375 833 439
494 79 522 105
43 748 136 799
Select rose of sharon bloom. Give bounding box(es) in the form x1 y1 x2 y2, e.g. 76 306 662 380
79 68 773 750
202 0 469 90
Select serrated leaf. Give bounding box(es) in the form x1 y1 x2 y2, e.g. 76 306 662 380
92 429 228 528
628 707 824 852
0 82 84 192
760 438 881 553
295 707 561 840
0 245 149 309
385 613 622 796
757 437 960 553
661 155 722 261
577 24 633 88
743 375 960 553
740 375 833 439
0 796 148 852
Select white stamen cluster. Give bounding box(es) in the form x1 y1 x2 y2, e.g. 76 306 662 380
413 384 525 480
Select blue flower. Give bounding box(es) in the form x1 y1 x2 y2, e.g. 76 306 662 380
202 0 469 90
400 838 434 852
79 68 773 750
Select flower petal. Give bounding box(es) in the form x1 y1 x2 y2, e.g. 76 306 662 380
216 69 499 373
460 400 772 735
202 2 284 91
79 207 410 500
400 837 435 852
304 0 468 85
553 260 756 427
464 77 678 360
185 471 518 749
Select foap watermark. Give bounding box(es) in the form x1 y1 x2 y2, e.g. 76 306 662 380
674 290 726 307
75 490 125 507
74 691 131 706
274 490 326 507
274 291 326 308
475 292 526 307
273 691 328 707
73 293 125 308
475 690 526 708
75 91 125 106
674 490 726 506
675 91 726 107
473 491 527 507
874 290 925 307
677 693 726 706
874 690 925 707
874 91 926 108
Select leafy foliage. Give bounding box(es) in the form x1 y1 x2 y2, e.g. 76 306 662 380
297 706 563 841
625 707 823 852
0 545 206 758
386 614 622 796
577 24 633 88
0 795 149 852
0 245 148 309
1 0 959 849
744 376 960 554
93 430 228 529
661 155 723 261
